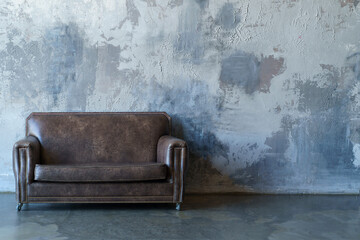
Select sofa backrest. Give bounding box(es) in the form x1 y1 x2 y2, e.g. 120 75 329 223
26 112 171 165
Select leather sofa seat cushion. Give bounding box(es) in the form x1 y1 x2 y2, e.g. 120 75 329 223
34 163 167 182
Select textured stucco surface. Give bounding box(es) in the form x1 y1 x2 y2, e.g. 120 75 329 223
1 0 360 193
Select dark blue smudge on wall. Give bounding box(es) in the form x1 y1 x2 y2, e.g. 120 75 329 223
219 51 285 94
215 3 241 29
220 51 260 94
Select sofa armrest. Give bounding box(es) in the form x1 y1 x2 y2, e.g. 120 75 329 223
157 135 188 203
13 136 40 203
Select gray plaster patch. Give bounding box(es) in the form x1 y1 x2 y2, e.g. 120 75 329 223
215 3 241 30
126 0 141 26
43 23 98 110
142 0 157 7
174 3 204 63
220 52 285 94
220 51 260 94
168 0 183 8
2 22 98 112
5 41 44 100
97 44 121 77
347 52 360 81
265 131 289 155
195 0 209 9
7 28 21 41
296 81 338 113
43 23 83 104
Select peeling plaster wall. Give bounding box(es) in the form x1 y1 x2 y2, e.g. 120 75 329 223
1 0 360 193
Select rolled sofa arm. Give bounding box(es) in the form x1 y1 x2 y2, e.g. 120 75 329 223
157 135 188 203
13 136 40 203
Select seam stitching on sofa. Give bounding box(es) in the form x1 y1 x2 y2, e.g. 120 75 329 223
29 196 173 198
34 178 167 182
35 165 165 169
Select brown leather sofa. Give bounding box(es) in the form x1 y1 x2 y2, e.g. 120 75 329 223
13 112 188 211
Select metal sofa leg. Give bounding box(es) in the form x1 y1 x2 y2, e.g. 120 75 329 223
176 203 181 211
16 203 23 211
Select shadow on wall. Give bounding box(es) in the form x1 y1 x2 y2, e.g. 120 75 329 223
143 78 247 192
171 115 248 193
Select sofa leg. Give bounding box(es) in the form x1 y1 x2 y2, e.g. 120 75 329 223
176 203 181 211
16 203 23 211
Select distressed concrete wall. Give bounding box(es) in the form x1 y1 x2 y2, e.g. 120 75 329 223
0 0 360 193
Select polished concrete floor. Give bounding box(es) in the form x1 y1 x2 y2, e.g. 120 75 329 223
0 193 360 240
